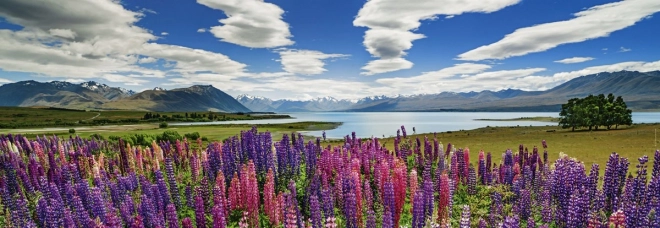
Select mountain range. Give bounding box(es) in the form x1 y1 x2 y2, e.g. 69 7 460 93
0 70 658 112
0 81 250 112
237 70 660 112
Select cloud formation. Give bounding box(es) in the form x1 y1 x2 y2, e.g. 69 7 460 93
554 57 595 64
458 0 660 61
277 49 349 75
198 0 294 48
0 0 249 86
354 0 520 75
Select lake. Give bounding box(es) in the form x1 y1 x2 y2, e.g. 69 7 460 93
171 112 660 139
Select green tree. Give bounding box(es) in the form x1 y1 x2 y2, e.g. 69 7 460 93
558 94 632 131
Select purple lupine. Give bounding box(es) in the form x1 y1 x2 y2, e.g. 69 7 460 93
90 187 107 223
401 125 407 138
382 207 394 228
166 204 179 228
366 209 376 228
653 150 660 178
309 194 322 228
319 187 334 220
165 156 182 209
194 195 206 228
185 186 194 208
460 205 471 228
567 190 587 228
478 219 487 228
411 191 425 228
489 192 503 226
504 215 520 228
516 189 531 220
468 165 477 195
342 177 358 228
212 205 226 228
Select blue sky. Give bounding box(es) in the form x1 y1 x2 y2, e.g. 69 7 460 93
0 0 659 100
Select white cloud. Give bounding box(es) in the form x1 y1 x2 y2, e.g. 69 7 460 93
49 29 76 39
458 0 660 61
554 57 595 64
0 0 249 83
619 47 632 52
277 49 349 75
140 43 246 75
361 58 414 76
103 74 149 86
197 0 294 48
197 28 206 33
353 0 520 75
138 57 158 64
161 32 168 36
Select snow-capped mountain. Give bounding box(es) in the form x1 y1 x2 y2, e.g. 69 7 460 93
236 94 356 112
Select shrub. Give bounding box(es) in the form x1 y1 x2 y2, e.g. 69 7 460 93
184 132 201 140
68 128 76 134
159 122 169 128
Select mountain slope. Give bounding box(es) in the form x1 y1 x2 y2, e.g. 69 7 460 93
0 81 134 109
346 71 660 111
103 85 251 112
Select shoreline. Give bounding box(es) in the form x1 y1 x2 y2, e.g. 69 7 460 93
474 116 559 122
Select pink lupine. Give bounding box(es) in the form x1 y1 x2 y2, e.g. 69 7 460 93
409 169 419 213
264 169 280 226
228 173 241 211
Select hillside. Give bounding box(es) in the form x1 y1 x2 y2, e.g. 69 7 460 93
0 81 251 112
238 70 660 112
103 85 251 112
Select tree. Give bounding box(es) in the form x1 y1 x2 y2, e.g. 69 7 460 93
559 94 632 131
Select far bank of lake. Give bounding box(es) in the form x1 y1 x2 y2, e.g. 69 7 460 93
172 112 660 139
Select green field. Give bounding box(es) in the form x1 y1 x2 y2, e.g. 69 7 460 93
363 123 659 171
0 106 290 128
474 116 560 122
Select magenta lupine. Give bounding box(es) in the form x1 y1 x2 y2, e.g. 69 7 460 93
437 172 450 225
182 217 193 228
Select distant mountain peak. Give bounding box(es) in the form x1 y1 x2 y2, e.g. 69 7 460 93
80 81 110 91
153 87 166 91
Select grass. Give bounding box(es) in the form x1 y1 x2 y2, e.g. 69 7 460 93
0 106 290 128
2 107 658 170
474 116 560 122
368 123 660 170
4 121 342 143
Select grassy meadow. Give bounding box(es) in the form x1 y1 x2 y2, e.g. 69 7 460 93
0 106 290 128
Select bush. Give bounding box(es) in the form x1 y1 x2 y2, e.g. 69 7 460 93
159 122 168 128
184 132 201 140
68 128 76 134
157 130 182 143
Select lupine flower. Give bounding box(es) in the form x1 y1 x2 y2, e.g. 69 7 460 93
182 217 193 228
310 194 322 228
460 205 471 228
212 205 226 228
166 203 179 228
412 191 426 228
195 195 206 228
437 172 450 225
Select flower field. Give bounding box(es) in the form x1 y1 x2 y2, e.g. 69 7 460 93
0 125 659 227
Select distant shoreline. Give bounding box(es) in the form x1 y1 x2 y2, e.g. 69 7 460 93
474 116 560 122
